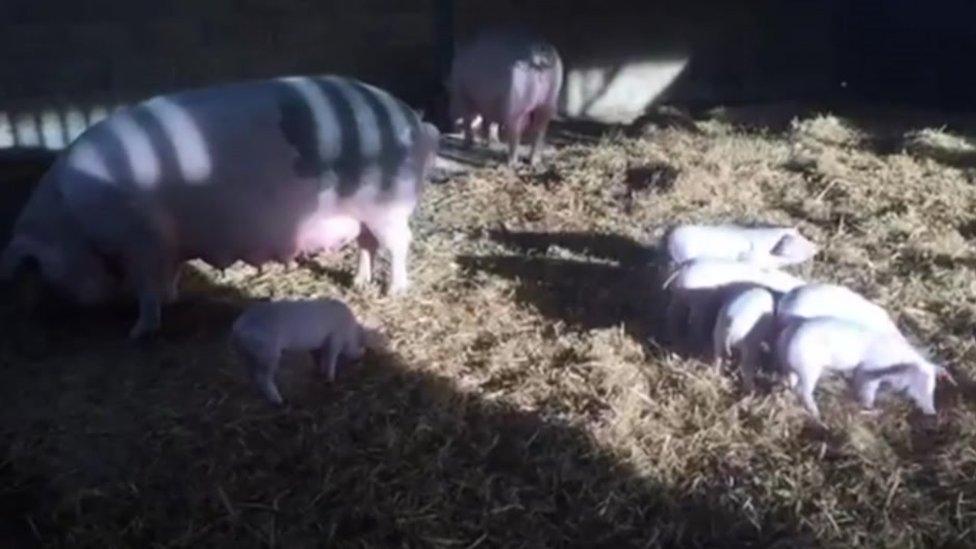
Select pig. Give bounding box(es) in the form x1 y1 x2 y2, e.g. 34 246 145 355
230 298 383 406
664 224 818 268
776 283 900 335
662 258 805 349
447 26 563 166
774 316 944 419
712 285 776 391
0 75 441 339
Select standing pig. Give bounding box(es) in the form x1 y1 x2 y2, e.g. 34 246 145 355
662 258 804 349
664 224 818 268
231 298 381 405
775 316 944 419
0 75 440 339
448 26 563 166
776 283 900 335
712 285 776 391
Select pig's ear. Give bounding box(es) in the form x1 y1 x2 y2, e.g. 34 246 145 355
770 234 792 256
359 317 390 351
1 236 62 281
361 326 389 352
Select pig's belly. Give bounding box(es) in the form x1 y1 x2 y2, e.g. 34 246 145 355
189 213 361 268
295 214 361 255
172 189 363 269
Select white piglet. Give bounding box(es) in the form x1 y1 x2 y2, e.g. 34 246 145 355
775 316 943 419
663 258 805 349
712 285 776 391
230 298 385 406
665 224 818 268
776 283 900 335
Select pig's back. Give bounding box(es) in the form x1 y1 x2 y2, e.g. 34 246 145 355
787 317 872 369
58 75 430 263
667 225 751 263
64 75 424 195
451 27 561 110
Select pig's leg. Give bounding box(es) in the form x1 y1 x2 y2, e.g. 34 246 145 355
316 335 343 382
711 324 726 369
236 339 284 406
125 235 177 340
792 363 823 419
853 369 882 409
354 226 379 289
502 122 523 167
164 267 182 304
462 115 476 149
478 119 492 147
908 370 937 415
365 214 412 295
739 342 761 392
665 294 688 348
687 296 713 353
527 109 554 166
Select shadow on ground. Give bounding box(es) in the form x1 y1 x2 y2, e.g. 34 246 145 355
457 229 671 357
0 262 812 547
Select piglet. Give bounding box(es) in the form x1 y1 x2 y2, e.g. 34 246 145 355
776 283 899 335
662 258 804 348
712 285 776 391
230 298 383 406
664 224 817 268
775 316 944 419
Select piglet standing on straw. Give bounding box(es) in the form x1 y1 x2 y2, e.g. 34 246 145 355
231 298 386 406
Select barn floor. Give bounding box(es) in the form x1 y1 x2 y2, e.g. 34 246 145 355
2 103 976 547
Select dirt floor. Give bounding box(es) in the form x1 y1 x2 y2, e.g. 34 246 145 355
1 103 975 547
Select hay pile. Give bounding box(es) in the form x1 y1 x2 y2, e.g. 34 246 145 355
1 108 975 547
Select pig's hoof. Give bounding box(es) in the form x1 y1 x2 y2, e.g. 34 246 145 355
386 283 409 296
353 274 372 290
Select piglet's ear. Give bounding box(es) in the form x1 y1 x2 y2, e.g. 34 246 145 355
2 236 60 281
770 234 793 256
360 324 390 351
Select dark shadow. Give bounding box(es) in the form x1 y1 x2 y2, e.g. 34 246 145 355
547 118 622 146
294 255 355 288
0 149 57 250
486 228 654 266
435 134 508 169
457 230 669 357
0 262 810 548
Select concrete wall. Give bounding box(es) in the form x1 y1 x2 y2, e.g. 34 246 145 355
1 0 974 151
0 0 439 150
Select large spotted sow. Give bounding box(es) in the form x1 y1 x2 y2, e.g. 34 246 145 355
1 75 440 338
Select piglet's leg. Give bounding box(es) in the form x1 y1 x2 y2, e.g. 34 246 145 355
853 368 882 410
739 343 761 393
236 339 284 406
687 299 713 353
711 323 727 369
665 295 688 349
353 226 378 289
792 363 823 419
316 335 343 382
